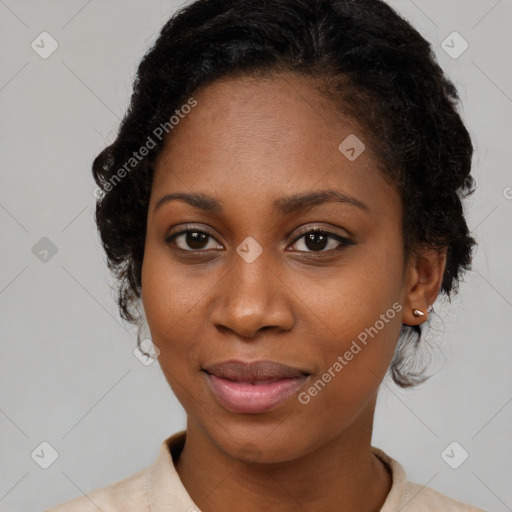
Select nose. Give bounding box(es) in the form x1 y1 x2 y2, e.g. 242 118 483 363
208 248 295 339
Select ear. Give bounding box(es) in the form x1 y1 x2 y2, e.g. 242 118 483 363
402 246 447 326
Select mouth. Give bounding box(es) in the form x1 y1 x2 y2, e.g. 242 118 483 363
202 359 312 414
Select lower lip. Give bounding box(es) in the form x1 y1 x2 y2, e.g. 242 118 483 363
204 372 309 414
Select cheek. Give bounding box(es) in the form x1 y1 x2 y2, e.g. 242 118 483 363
293 231 404 391
141 244 204 354
304 230 404 336
141 248 210 409
294 290 402 440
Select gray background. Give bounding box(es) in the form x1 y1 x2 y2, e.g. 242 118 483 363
0 0 511 510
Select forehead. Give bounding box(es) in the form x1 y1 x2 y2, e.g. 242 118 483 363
151 73 399 219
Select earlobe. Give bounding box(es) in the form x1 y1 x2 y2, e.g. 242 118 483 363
402 248 447 326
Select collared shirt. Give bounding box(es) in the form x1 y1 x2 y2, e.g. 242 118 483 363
45 430 486 511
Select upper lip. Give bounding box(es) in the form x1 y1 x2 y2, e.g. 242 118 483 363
203 359 311 381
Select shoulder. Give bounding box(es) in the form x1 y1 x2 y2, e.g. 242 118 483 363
401 480 487 511
43 467 148 512
44 431 193 512
371 446 486 512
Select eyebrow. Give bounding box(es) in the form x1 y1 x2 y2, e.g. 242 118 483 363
153 188 369 215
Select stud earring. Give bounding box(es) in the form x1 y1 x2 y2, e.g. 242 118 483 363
412 309 425 317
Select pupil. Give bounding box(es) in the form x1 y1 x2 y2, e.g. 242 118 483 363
187 232 208 249
305 232 327 251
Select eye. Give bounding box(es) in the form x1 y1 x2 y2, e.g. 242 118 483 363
288 228 355 254
164 226 355 254
165 227 222 252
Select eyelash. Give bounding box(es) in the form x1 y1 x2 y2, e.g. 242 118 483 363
164 225 355 257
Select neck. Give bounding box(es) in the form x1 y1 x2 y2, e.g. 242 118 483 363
175 395 391 512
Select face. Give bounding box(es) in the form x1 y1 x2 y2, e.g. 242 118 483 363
141 73 413 463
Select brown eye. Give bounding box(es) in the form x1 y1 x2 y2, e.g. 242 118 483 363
166 229 223 252
164 226 355 255
289 229 355 253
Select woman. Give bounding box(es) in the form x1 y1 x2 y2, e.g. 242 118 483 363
47 0 485 510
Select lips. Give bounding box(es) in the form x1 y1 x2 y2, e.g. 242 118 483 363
203 359 310 381
203 359 311 413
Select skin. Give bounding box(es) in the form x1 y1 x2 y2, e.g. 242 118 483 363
141 72 446 512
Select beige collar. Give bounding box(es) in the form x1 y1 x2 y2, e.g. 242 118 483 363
146 430 406 511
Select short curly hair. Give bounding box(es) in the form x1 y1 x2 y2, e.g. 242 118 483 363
92 0 476 388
